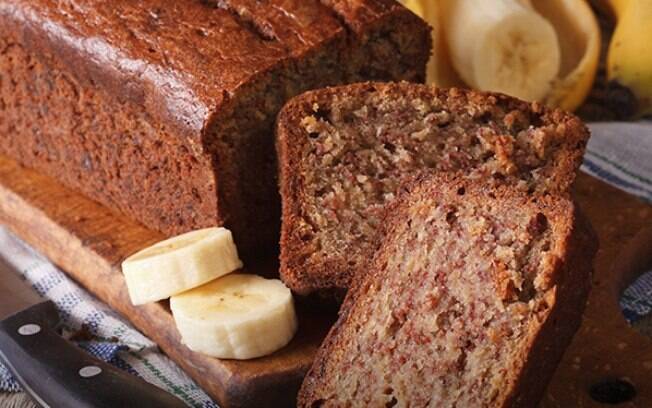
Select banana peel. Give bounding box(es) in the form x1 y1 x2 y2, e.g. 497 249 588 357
403 0 600 112
606 0 630 17
534 0 601 111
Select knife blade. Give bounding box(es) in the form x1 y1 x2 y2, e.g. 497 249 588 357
0 255 187 408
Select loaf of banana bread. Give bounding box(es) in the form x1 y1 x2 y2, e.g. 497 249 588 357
276 82 589 295
298 173 597 407
0 0 430 255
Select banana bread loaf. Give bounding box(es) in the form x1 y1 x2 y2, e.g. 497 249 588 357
298 173 597 407
0 0 430 255
276 82 589 295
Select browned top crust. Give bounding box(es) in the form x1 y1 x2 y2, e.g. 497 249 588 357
276 82 590 296
0 0 430 253
298 172 597 407
0 0 423 143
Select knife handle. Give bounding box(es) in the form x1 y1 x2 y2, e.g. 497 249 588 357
0 301 187 408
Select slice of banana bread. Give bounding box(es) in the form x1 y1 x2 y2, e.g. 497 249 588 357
298 173 597 407
0 0 430 257
276 82 589 295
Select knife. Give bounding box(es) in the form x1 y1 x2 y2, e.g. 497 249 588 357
0 256 187 407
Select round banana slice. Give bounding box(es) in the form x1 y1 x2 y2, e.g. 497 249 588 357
441 0 561 102
402 0 600 111
170 274 298 360
122 227 243 305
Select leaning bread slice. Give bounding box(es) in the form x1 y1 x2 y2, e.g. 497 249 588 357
298 173 596 407
276 82 589 296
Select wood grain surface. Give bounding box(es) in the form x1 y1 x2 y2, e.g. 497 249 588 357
0 155 651 407
544 173 652 407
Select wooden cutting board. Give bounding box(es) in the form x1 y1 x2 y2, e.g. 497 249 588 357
0 154 651 408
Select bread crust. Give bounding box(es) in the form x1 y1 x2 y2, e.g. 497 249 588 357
276 82 590 294
298 173 597 407
0 1 430 254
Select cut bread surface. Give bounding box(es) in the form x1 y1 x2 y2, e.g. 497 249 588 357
298 173 596 407
277 82 589 295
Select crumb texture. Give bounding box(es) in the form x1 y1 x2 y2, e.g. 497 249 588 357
278 82 588 292
298 175 593 407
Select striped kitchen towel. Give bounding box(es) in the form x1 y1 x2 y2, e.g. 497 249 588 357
0 228 217 407
0 121 650 405
582 122 652 323
583 122 652 203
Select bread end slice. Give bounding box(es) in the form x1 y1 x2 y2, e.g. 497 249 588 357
298 172 597 407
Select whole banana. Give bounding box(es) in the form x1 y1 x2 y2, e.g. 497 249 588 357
607 0 652 117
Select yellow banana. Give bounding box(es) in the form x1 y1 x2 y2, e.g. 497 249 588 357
607 0 652 118
441 0 562 102
608 0 630 17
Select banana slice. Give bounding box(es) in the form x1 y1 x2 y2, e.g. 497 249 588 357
170 274 298 360
122 227 243 305
441 0 561 101
402 0 599 111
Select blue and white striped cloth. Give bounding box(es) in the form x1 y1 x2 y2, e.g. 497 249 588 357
0 230 217 407
0 121 650 405
582 122 652 323
582 122 652 204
